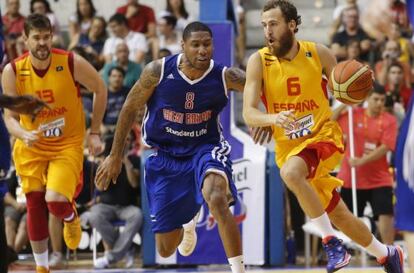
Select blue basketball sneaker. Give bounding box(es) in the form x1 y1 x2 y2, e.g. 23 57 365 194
378 245 404 273
322 236 351 273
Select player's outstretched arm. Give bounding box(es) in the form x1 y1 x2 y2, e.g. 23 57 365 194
95 60 161 191
243 52 295 129
224 67 246 92
0 94 48 117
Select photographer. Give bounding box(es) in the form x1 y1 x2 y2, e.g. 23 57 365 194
375 40 411 88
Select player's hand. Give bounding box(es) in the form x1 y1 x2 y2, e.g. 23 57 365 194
251 126 273 145
274 110 296 130
7 95 49 120
95 155 122 191
19 129 39 147
87 133 104 156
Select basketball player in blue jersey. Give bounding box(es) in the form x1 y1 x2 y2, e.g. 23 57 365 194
96 22 247 273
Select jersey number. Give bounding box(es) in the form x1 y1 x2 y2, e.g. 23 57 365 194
287 77 301 96
185 92 195 110
36 89 55 103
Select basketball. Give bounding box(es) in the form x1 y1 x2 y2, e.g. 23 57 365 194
328 59 373 104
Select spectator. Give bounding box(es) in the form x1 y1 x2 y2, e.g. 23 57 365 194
333 85 398 245
101 43 142 89
375 40 411 89
390 0 410 37
387 23 414 66
90 134 142 269
30 0 63 47
155 15 181 56
2 0 25 60
345 39 366 64
103 67 130 129
384 61 412 111
159 0 194 32
4 168 28 258
69 16 107 70
329 0 356 42
103 13 148 64
116 0 156 38
68 0 96 44
331 5 372 62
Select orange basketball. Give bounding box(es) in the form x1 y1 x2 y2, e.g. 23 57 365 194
328 59 373 104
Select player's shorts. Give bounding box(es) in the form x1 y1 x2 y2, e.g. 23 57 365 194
341 187 394 219
4 205 27 223
144 141 238 233
13 140 83 202
275 120 344 212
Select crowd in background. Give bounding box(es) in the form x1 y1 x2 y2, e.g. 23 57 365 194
1 0 413 270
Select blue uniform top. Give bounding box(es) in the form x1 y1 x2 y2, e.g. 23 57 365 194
142 54 229 157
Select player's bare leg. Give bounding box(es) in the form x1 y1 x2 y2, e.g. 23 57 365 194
155 229 184 257
202 173 245 273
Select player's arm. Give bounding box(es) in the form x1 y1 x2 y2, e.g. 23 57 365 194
74 53 107 135
95 60 161 191
316 43 337 79
243 52 294 129
224 67 245 92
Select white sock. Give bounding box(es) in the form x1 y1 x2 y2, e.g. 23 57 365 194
64 212 74 222
34 250 49 268
365 236 389 259
228 255 245 273
311 212 336 239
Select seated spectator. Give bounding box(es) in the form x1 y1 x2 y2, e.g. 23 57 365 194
103 13 148 64
116 0 156 38
384 61 412 112
68 0 96 45
4 168 28 259
345 39 367 64
390 0 410 37
90 134 142 269
30 0 63 47
329 0 356 42
69 16 107 70
331 5 372 62
159 0 195 32
101 43 142 89
155 15 181 56
103 67 130 130
374 40 411 88
2 0 25 60
387 23 414 66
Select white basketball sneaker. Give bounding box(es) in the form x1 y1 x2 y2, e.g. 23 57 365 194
177 212 200 256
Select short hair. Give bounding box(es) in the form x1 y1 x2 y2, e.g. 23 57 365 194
108 66 126 78
263 0 302 33
24 13 52 36
109 13 128 26
369 82 386 96
183 21 212 41
161 15 177 29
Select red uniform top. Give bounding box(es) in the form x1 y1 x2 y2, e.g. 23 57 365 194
337 107 398 189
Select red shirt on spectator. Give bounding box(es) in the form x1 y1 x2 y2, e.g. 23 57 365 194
116 3 156 34
2 13 25 36
337 107 398 189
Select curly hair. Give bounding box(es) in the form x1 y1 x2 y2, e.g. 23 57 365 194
263 0 301 33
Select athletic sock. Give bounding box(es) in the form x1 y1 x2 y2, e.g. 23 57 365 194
311 212 336 239
365 235 389 259
228 255 245 273
33 250 48 268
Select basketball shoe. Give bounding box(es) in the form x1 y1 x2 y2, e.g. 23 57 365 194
322 236 351 273
378 245 404 273
63 204 81 250
36 266 50 273
178 212 199 256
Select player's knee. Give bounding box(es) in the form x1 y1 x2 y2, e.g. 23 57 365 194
280 164 304 190
47 201 73 220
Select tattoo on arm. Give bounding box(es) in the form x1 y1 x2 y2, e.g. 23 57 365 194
111 61 161 158
225 67 246 92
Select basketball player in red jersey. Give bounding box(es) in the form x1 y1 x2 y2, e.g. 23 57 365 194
2 14 107 273
243 1 404 273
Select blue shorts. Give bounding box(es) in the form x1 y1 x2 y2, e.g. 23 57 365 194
145 141 237 233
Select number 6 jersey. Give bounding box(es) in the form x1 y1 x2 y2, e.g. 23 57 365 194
12 49 85 151
142 53 229 157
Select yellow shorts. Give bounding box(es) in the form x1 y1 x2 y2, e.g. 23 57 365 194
275 120 345 210
13 140 83 202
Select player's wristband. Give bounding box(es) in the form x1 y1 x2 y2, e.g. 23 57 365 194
89 131 101 136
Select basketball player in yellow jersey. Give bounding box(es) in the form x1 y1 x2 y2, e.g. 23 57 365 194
2 14 107 273
243 1 404 273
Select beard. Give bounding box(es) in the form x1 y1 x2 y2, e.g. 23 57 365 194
31 46 51 61
268 28 294 58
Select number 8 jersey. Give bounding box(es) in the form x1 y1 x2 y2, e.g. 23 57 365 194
142 53 229 157
12 49 85 151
